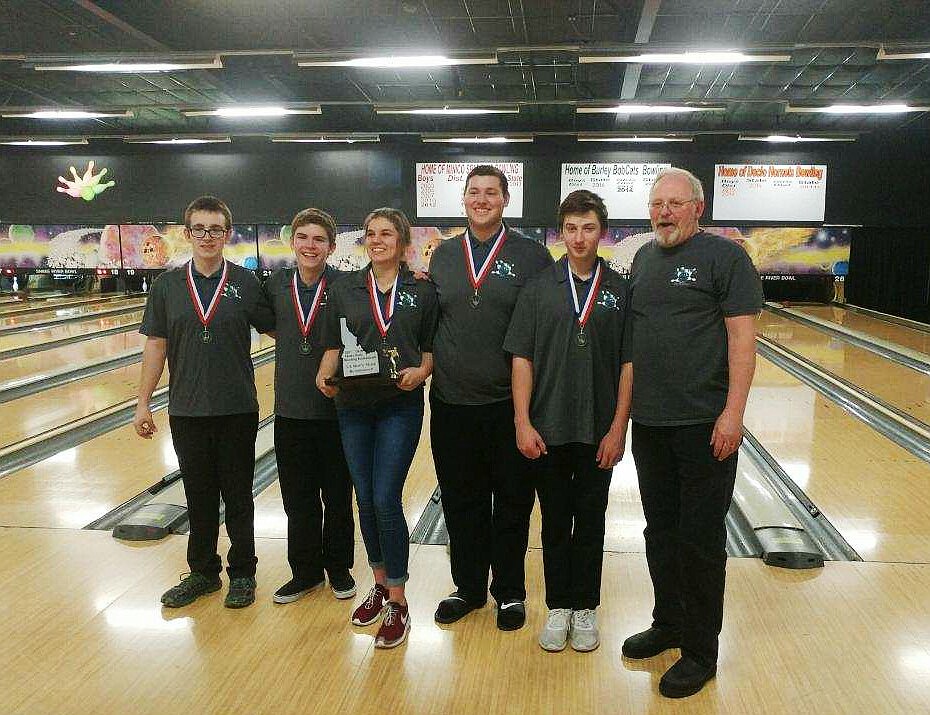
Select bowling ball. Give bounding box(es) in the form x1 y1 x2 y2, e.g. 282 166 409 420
141 233 169 268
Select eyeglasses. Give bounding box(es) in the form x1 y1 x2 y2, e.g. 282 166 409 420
647 198 697 211
188 227 228 239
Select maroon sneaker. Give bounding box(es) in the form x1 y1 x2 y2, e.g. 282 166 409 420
351 583 388 626
375 601 410 649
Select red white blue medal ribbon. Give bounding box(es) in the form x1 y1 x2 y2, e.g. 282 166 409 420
462 226 507 301
367 269 399 340
186 259 228 336
568 260 603 332
291 270 327 338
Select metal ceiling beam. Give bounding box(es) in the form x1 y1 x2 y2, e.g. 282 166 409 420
621 0 661 100
68 0 170 51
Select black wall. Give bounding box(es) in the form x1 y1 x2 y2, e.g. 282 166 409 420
0 125 928 227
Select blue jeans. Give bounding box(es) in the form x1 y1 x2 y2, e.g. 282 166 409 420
337 398 423 587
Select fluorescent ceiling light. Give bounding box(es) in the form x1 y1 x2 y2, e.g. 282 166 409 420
739 134 856 143
786 104 928 114
580 51 790 64
298 54 496 68
375 105 519 115
577 105 723 114
0 138 88 146
2 110 132 119
578 134 692 142
183 106 321 118
34 58 222 72
422 135 533 144
877 47 930 60
124 136 231 145
271 134 380 143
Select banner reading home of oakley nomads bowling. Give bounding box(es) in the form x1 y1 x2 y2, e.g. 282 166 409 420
713 164 827 222
415 162 524 218
560 163 670 220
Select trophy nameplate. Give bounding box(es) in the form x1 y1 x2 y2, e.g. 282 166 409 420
325 318 398 387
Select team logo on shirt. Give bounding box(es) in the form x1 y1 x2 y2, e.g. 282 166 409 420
397 290 418 309
223 283 242 300
596 290 622 311
491 259 516 279
671 266 698 285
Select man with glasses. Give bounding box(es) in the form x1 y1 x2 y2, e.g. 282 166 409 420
134 195 274 609
621 168 763 698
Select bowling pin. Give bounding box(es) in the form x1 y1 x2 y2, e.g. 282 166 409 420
142 277 147 293
12 276 18 292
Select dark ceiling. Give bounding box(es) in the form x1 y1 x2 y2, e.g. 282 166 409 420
1 0 929 140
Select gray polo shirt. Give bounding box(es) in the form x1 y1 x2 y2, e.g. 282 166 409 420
429 225 554 405
264 265 347 421
140 261 275 417
629 231 764 426
321 264 439 409
504 256 630 446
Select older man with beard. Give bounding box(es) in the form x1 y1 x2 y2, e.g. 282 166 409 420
621 168 763 698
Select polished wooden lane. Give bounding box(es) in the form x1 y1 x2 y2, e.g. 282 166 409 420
0 294 139 321
758 311 930 424
0 330 146 385
744 357 930 563
1 529 928 715
0 309 143 353
0 333 275 449
0 299 146 332
0 361 276 530
792 304 930 356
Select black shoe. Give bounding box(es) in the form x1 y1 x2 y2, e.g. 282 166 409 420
496 600 526 631
621 627 680 659
659 656 716 698
160 572 222 608
434 592 486 624
328 570 357 600
272 577 324 604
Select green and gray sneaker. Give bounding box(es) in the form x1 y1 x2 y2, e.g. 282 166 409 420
224 577 257 609
160 572 222 608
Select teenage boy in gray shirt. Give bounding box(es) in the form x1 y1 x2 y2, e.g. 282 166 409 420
621 168 763 699
134 196 274 610
505 190 632 654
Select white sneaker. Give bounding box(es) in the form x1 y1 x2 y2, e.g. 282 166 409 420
570 609 600 652
539 608 572 652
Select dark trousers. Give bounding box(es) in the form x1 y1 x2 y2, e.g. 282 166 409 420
169 412 259 580
631 421 738 667
273 416 355 584
430 396 535 604
535 443 612 611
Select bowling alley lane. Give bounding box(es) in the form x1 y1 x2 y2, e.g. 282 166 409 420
744 356 930 564
0 294 143 324
0 333 275 450
0 330 146 385
0 361 276 530
0 299 145 332
757 311 930 424
0 308 143 354
791 304 930 356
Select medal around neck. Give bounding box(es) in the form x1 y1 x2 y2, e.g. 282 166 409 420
568 260 602 349
292 270 326 357
462 226 506 309
186 259 228 346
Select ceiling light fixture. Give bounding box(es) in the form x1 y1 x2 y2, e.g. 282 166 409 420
124 136 232 145
34 58 223 73
297 54 496 68
577 133 693 142
876 47 930 61
580 50 790 64
2 110 133 119
421 134 534 144
738 134 856 143
577 104 724 114
0 137 89 146
183 106 321 118
270 133 380 143
786 104 928 114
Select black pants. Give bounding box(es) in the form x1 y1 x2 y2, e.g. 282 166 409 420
631 421 738 667
274 416 355 583
430 396 535 604
169 412 259 580
535 443 612 611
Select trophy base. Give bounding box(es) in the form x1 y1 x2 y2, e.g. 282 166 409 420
325 375 399 389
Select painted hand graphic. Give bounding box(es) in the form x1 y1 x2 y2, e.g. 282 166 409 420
57 160 116 201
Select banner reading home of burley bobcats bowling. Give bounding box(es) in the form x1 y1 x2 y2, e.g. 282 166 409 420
712 164 827 221
560 163 670 220
415 162 524 218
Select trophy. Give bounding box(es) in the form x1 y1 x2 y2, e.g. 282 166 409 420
325 318 400 388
